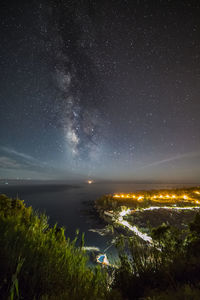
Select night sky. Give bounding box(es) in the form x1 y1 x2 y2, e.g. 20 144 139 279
0 0 200 182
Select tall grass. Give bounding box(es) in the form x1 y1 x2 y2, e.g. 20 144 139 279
0 194 109 299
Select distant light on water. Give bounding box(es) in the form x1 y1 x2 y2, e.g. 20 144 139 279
87 180 93 184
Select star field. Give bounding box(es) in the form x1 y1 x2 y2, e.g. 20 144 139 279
0 0 200 182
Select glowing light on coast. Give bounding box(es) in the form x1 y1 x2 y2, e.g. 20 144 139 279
108 189 200 249
119 208 131 217
141 206 200 211
117 219 153 244
113 194 120 198
112 191 199 204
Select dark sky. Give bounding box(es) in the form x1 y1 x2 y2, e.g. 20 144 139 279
0 0 200 182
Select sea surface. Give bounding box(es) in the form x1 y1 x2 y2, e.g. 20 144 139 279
0 181 197 263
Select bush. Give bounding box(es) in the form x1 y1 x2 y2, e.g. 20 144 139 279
112 215 200 299
0 194 108 300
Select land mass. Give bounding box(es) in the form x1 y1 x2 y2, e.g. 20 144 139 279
1 186 200 299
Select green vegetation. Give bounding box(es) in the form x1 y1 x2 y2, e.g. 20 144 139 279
95 187 200 299
112 215 200 299
0 194 108 300
1 190 200 299
124 208 200 235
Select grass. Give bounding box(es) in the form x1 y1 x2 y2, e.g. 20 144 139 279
0 194 109 300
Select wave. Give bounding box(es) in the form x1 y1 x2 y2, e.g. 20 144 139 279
82 246 100 252
89 227 111 236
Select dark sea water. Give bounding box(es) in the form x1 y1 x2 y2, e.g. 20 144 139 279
0 181 196 263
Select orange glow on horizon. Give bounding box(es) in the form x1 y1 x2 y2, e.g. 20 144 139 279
114 194 120 198
112 191 199 205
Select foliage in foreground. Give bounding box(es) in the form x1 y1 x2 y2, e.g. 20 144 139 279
112 215 200 299
0 194 109 300
2 192 200 299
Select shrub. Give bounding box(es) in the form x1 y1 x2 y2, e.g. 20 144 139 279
0 194 108 300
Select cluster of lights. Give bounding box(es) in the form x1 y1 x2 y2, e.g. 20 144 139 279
107 190 200 247
113 192 200 202
116 192 200 244
113 193 178 199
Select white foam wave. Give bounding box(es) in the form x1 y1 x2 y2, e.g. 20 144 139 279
89 228 108 236
83 246 100 252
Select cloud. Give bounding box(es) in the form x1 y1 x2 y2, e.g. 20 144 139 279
0 146 64 177
0 147 50 176
0 147 85 180
0 156 21 169
140 151 200 170
0 147 42 167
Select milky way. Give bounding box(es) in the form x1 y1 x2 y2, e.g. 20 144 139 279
39 1 105 164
